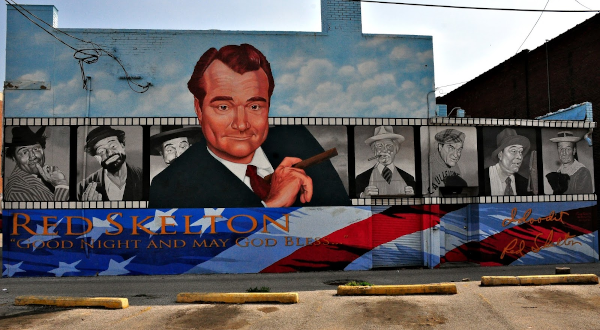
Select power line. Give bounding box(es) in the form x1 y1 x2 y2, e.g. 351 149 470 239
573 0 592 11
5 0 150 93
348 0 600 12
516 0 550 54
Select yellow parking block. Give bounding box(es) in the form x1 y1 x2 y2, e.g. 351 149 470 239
481 274 599 286
15 296 129 309
337 283 457 296
177 292 299 304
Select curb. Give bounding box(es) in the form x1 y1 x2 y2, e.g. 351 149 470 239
481 274 599 286
177 292 299 304
14 296 129 309
337 283 457 296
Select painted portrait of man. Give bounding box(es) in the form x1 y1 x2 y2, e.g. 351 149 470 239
77 126 144 201
149 125 203 182
481 127 537 196
354 126 415 198
4 126 70 201
149 44 348 208
543 130 594 194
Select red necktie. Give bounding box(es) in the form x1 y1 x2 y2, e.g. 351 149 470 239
246 165 271 200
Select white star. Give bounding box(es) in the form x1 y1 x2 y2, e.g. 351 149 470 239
189 208 228 236
48 260 81 277
21 219 63 251
3 261 25 277
144 208 178 236
77 215 119 243
99 256 135 276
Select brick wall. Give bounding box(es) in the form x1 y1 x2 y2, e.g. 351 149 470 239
322 0 362 32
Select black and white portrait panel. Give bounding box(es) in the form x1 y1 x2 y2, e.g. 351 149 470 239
149 125 203 183
4 126 70 202
421 126 478 197
306 126 349 194
541 129 594 195
480 127 538 196
76 126 144 201
354 126 415 198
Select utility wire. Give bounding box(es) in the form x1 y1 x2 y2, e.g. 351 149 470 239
348 0 599 12
573 0 592 11
5 0 150 93
515 0 550 54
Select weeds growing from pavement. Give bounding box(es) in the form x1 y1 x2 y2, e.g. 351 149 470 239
247 286 271 292
345 281 373 286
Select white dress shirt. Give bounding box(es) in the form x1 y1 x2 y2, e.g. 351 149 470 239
103 167 127 201
489 163 516 196
206 147 274 192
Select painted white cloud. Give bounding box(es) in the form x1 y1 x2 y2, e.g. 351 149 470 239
18 70 49 81
357 61 378 76
390 45 411 60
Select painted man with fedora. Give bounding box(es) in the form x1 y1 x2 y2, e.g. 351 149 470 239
429 128 467 196
483 128 532 196
150 125 202 165
546 131 593 194
77 126 143 201
356 126 415 198
4 126 69 201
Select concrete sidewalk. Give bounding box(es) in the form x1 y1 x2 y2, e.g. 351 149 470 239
2 282 600 329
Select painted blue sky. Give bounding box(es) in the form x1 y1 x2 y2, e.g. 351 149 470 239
1 0 596 97
6 5 434 118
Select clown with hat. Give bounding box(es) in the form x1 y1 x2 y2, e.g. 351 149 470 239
77 126 143 201
355 126 415 198
546 131 593 194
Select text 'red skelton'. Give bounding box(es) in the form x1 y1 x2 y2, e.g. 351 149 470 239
11 212 290 236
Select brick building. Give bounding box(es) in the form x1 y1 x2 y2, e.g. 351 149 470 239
437 13 600 190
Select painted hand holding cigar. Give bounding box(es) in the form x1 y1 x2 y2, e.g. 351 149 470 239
35 163 68 187
263 148 338 207
264 157 313 207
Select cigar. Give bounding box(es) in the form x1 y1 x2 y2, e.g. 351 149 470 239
367 155 380 161
263 148 338 183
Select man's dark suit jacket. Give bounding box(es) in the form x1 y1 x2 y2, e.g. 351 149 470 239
77 163 143 201
149 126 350 208
482 167 530 196
355 166 415 198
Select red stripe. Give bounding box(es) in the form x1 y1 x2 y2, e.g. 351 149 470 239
261 205 445 273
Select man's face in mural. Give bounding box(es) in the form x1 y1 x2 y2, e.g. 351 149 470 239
438 142 463 167
373 139 397 166
498 144 524 175
14 143 45 175
161 137 190 164
557 141 576 165
94 136 127 173
195 60 270 164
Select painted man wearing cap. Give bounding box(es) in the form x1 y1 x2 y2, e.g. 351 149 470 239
77 126 143 201
150 125 202 165
429 129 467 196
4 126 69 201
356 126 415 198
482 128 532 196
546 131 593 194
149 44 348 208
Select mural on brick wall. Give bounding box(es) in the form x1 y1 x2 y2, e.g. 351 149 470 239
2 4 598 277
